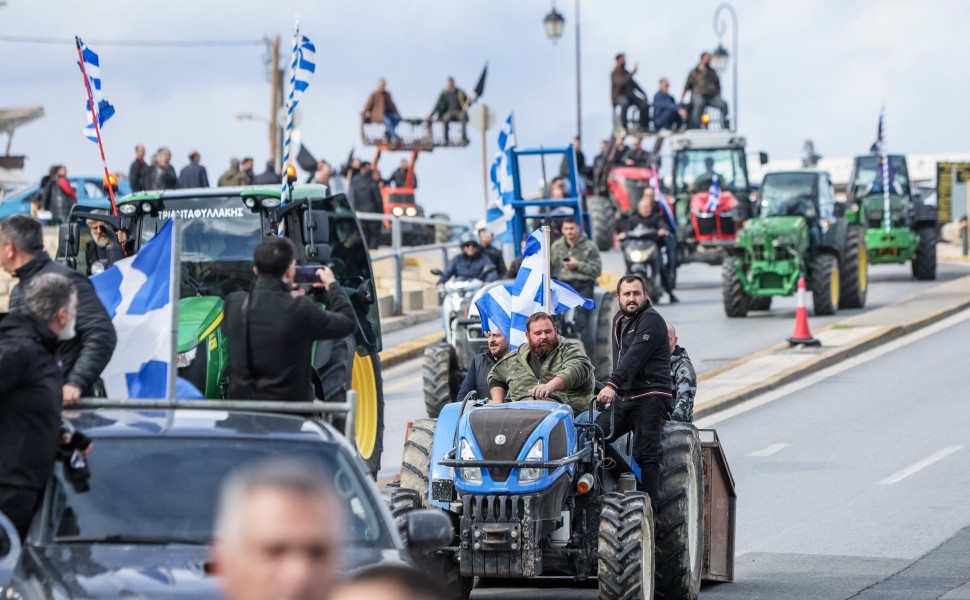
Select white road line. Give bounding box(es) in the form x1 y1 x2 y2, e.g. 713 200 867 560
747 443 792 457
878 445 965 485
695 307 970 429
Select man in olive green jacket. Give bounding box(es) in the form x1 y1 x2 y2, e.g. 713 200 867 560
550 216 601 335
487 313 595 414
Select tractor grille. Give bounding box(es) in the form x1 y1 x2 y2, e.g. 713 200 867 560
467 494 528 524
748 243 792 262
866 210 907 229
469 409 547 482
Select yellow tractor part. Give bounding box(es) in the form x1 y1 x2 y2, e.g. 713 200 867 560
351 353 379 459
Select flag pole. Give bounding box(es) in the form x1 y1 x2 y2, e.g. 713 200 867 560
167 218 181 402
75 36 118 217
542 225 552 315
279 15 301 207
880 107 891 234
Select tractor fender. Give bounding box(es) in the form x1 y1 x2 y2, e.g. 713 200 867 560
429 402 464 509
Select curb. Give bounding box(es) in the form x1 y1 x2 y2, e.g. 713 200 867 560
695 276 970 419
379 332 443 370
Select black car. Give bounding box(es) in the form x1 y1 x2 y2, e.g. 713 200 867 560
0 407 449 599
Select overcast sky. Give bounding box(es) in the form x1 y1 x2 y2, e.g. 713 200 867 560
3 0 968 221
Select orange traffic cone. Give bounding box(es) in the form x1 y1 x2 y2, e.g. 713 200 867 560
788 276 821 347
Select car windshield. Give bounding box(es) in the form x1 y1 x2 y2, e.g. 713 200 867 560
46 435 392 548
675 148 748 193
139 196 262 298
759 173 818 218
850 155 910 197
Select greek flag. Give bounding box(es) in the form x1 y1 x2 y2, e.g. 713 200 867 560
485 200 515 242
869 109 884 154
292 35 316 109
77 37 115 143
650 165 676 228
476 228 594 349
489 113 516 200
706 174 721 213
90 220 199 399
871 107 892 232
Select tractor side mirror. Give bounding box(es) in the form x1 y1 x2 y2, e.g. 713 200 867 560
405 510 453 552
303 208 331 245
0 512 22 591
833 202 847 218
306 243 331 263
58 222 80 259
759 152 769 165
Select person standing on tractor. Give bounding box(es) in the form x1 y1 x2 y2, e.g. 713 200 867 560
362 78 403 145
177 149 209 189
591 139 610 188
390 159 414 189
560 137 591 190
475 221 507 278
611 53 649 132
680 52 729 129
595 275 672 508
653 78 683 131
222 237 356 402
436 232 498 289
617 190 678 303
429 76 469 145
487 312 594 415
551 216 602 333
456 328 510 403
667 322 696 422
623 137 650 168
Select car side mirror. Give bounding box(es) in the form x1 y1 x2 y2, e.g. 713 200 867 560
58 222 80 259
430 268 443 277
0 512 22 591
759 152 769 165
405 509 453 552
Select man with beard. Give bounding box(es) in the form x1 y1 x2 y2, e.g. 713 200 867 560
456 328 509 403
595 275 671 508
487 312 594 415
84 212 133 275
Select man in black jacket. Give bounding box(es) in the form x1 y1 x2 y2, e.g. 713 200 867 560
128 144 149 192
1 215 117 405
595 274 671 507
0 272 78 538
177 149 210 189
456 329 509 402
349 162 384 248
222 237 356 402
617 190 678 302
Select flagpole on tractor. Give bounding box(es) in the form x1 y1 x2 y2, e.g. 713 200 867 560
542 225 552 314
75 36 118 217
279 15 301 208
167 218 181 402
880 107 891 234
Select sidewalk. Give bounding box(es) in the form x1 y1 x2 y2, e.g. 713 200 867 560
695 274 970 417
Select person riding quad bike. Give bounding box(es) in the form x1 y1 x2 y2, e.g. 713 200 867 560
436 232 499 289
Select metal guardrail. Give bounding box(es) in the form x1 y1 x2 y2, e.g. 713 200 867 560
356 211 472 315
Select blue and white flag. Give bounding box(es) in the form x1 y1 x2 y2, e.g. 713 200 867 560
91 220 190 399
706 174 721 213
292 35 316 109
650 165 676 228
486 113 516 243
485 200 515 242
869 109 884 154
476 228 594 349
77 37 115 143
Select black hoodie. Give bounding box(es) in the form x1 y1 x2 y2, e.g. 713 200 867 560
605 301 672 400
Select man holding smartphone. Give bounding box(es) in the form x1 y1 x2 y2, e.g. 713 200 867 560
550 216 602 336
222 237 356 401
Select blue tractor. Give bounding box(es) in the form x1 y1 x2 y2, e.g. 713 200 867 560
392 394 735 600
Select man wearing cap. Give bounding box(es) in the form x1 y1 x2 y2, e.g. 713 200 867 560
437 232 498 289
475 221 506 278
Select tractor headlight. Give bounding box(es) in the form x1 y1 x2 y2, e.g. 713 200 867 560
772 235 793 247
260 197 281 208
405 206 418 217
518 439 545 483
391 206 405 216
140 201 154 214
459 439 482 484
176 346 198 368
119 203 137 215
244 197 257 209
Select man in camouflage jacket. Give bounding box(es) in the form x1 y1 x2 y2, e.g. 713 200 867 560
667 323 696 422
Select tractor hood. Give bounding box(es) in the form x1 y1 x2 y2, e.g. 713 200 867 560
177 296 224 353
740 216 809 252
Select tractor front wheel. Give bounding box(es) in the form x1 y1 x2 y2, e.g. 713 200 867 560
721 259 749 318
840 226 868 309
912 225 937 281
598 491 655 600
400 418 436 506
588 195 617 251
811 253 840 316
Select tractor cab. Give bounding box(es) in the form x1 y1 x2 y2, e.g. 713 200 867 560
846 154 913 230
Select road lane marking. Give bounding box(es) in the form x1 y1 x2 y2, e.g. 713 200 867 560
878 445 965 485
747 443 792 457
384 375 421 394
696 307 970 429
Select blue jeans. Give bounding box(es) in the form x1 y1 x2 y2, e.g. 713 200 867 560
653 105 682 131
383 112 402 140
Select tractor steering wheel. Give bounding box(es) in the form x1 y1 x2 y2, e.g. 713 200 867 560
513 393 565 404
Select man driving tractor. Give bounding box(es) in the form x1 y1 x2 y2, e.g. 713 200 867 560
487 312 594 415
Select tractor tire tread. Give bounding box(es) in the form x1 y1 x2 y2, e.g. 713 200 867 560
913 225 937 281
598 491 655 600
840 226 868 309
721 259 749 318
399 419 436 507
811 253 839 316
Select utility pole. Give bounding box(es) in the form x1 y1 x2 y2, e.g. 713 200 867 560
269 34 280 169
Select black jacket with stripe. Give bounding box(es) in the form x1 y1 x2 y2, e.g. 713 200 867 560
605 302 672 400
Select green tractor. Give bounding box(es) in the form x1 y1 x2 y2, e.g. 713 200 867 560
846 153 937 280
57 184 386 473
722 170 869 317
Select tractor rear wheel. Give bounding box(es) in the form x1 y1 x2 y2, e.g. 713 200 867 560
748 296 772 311
400 419 436 507
593 292 615 381
589 195 617 251
811 253 840 316
655 422 704 600
423 342 459 418
348 352 384 476
598 491 655 600
721 259 749 318
840 226 868 309
912 225 937 281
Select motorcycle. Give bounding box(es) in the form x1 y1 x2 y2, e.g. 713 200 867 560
620 223 663 302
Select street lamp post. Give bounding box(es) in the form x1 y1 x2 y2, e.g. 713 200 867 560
543 1 581 140
712 3 738 131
